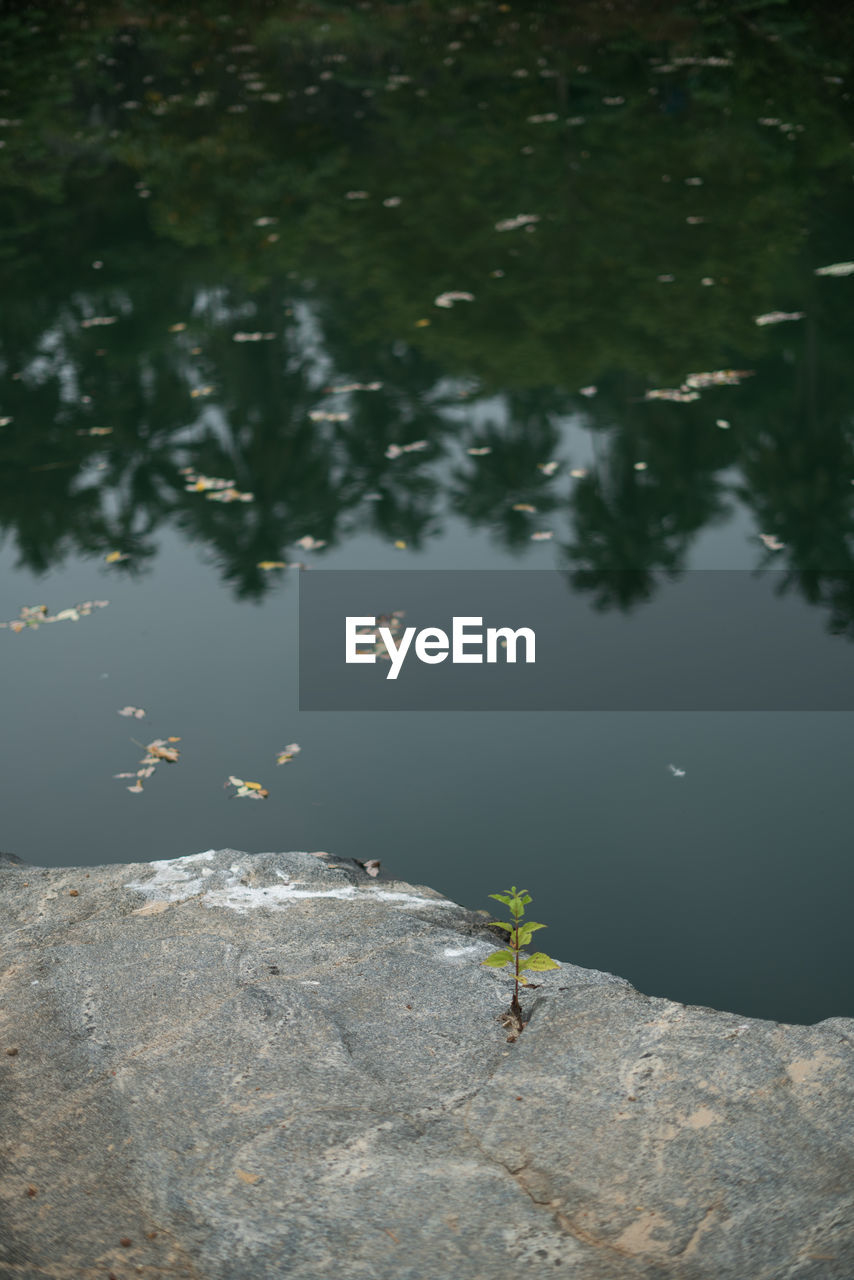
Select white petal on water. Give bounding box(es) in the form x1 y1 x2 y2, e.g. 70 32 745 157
814 262 854 277
495 213 539 232
434 291 475 308
754 311 805 326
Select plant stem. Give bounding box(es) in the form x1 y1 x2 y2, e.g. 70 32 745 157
511 929 522 1022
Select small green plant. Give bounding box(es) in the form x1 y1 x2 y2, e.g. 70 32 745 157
482 885 560 1035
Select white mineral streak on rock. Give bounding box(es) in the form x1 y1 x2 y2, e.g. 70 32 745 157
125 849 216 900
125 852 456 914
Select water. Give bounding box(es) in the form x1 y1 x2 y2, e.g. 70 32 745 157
1 1 853 1024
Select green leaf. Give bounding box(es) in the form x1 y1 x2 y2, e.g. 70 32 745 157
489 920 516 933
482 950 513 967
519 893 532 906
516 922 546 945
509 898 524 918
488 893 512 906
519 952 560 972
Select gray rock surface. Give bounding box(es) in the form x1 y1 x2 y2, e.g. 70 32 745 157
1 847 852 1280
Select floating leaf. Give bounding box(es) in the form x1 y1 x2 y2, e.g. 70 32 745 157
645 388 700 403
0 600 108 631
276 744 301 765
754 311 805 326
257 561 287 571
105 551 128 563
182 469 253 503
434 291 475 308
118 706 146 719
226 775 269 799
683 369 753 389
815 262 854 277
495 214 539 231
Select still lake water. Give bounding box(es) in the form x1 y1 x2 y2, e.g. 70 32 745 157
1 2 853 1024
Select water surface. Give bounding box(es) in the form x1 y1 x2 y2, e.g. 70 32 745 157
1 1 853 1023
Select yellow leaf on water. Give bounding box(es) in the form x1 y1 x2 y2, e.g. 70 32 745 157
414 319 430 327
105 551 127 563
394 540 407 549
258 561 287 571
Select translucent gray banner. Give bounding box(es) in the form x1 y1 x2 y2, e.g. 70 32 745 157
299 570 854 710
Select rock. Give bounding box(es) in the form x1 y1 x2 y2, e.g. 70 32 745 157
1 847 852 1279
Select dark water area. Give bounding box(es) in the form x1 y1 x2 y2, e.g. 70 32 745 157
1 0 853 1024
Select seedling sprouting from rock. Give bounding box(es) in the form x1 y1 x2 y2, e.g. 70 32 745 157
483 886 559 1038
